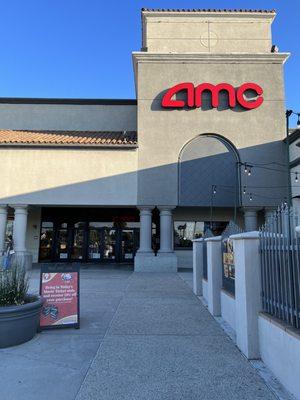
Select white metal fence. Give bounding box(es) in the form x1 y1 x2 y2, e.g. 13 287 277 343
259 205 300 328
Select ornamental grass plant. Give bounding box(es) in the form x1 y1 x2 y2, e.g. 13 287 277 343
0 263 29 306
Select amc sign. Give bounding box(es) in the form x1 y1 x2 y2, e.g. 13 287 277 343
161 82 263 110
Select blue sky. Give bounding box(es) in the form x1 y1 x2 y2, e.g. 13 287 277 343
0 1 299 125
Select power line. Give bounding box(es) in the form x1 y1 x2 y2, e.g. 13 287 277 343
212 185 289 202
240 161 299 176
246 161 286 167
215 184 300 189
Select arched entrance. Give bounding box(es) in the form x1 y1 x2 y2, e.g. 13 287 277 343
178 134 240 207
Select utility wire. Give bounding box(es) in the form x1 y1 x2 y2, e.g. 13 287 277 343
240 162 299 175
214 184 300 189
212 186 288 201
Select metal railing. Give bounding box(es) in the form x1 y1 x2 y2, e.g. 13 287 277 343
259 205 300 329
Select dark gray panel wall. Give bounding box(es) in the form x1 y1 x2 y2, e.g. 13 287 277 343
0 103 137 131
179 135 238 207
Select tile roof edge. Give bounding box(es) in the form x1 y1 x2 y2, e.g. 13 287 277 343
0 129 137 135
0 130 138 146
0 142 138 149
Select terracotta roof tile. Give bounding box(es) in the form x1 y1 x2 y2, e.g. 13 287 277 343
142 8 276 13
0 130 137 147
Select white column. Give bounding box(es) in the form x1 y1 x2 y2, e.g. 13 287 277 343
244 209 258 231
155 206 177 271
158 207 174 253
206 236 222 316
13 205 28 253
0 205 8 254
137 207 153 254
231 231 261 359
264 208 275 224
135 206 177 272
193 238 204 296
293 198 300 214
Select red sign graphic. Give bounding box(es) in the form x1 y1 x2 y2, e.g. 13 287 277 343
161 82 263 110
40 270 79 328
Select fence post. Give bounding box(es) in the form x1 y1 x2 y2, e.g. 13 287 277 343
230 231 261 359
206 236 222 316
193 238 203 296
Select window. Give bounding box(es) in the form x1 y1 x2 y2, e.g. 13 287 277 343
39 222 54 262
89 222 113 228
4 219 14 251
5 220 13 241
174 221 228 248
174 221 204 248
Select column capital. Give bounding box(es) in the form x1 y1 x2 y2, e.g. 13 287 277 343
158 206 176 214
11 205 28 214
0 205 8 214
138 206 154 215
264 208 276 217
264 207 276 212
243 208 261 215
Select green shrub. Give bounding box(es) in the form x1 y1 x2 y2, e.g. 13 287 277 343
0 264 29 306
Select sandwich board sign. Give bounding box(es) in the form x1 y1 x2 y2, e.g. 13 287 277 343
39 264 80 329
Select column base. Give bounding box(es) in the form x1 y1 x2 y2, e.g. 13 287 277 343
12 252 33 271
134 252 177 272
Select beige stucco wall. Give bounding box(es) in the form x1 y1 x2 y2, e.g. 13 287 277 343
134 11 289 209
0 148 138 205
0 102 138 206
134 54 288 207
142 11 274 53
0 11 290 213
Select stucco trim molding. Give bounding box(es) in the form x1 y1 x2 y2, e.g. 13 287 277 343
142 11 276 21
133 52 290 66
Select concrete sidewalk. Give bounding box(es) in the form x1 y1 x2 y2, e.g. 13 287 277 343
0 268 276 400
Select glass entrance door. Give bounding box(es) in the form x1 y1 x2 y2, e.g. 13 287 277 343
103 228 117 261
71 222 85 261
120 229 135 262
88 228 102 261
49 222 139 264
56 223 69 261
39 222 54 262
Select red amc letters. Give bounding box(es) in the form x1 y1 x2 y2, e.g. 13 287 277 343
161 82 264 110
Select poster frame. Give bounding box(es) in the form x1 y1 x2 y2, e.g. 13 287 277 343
39 263 80 330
